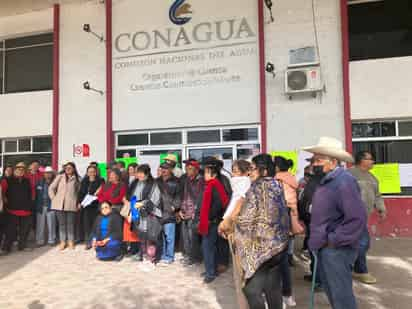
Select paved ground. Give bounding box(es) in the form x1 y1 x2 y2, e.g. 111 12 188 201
0 237 411 309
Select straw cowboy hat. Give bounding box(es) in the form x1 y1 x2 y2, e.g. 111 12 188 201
302 137 354 163
164 154 178 163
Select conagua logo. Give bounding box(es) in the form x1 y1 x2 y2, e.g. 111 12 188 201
169 0 193 25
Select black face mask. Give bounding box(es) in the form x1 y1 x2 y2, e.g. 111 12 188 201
313 166 326 178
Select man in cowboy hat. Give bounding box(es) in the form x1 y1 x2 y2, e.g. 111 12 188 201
0 162 33 255
349 151 386 285
303 137 367 309
164 153 183 178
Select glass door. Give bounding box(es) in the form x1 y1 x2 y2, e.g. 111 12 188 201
136 147 184 178
187 145 235 174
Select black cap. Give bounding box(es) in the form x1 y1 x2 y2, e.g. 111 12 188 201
202 156 223 169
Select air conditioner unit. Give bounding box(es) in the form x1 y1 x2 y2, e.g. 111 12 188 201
285 66 323 96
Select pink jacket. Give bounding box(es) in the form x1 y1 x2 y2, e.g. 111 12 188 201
275 172 298 211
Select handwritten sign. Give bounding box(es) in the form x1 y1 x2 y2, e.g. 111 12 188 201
271 151 298 175
370 163 401 194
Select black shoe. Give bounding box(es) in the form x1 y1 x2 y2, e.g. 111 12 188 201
204 276 216 284
85 244 92 250
200 271 206 277
0 250 11 256
18 245 33 252
183 260 194 266
288 254 295 267
114 255 124 262
314 284 324 293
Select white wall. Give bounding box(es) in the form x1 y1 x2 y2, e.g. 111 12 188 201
0 8 53 139
59 0 106 173
0 0 83 18
0 91 53 138
264 0 345 151
350 57 412 120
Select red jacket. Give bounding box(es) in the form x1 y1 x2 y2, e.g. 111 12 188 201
27 171 44 200
97 183 127 205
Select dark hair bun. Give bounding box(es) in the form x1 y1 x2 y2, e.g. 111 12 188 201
274 156 293 172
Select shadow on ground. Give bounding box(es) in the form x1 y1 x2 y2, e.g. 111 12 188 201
0 245 53 280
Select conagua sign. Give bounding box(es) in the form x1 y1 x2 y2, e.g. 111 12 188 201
114 17 256 53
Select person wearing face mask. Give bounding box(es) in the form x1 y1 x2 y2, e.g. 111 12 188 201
224 154 289 309
303 137 367 309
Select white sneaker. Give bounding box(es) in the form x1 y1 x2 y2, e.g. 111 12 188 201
283 301 287 309
139 260 156 272
157 260 173 267
283 296 296 307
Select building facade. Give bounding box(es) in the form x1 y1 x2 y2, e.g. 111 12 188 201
0 0 411 235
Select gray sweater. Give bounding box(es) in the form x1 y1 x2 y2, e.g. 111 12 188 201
348 166 386 215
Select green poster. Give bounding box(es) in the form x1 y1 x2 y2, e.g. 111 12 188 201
115 157 138 169
97 163 107 180
271 151 298 175
370 163 401 194
160 152 180 167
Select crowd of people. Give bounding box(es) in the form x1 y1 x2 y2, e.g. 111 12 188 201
0 136 386 309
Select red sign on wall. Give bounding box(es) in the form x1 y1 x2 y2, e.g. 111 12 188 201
73 144 90 157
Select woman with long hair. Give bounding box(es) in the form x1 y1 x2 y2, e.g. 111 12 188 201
219 160 251 309
49 162 81 250
97 168 127 213
196 163 229 284
233 154 289 309
78 165 105 250
126 164 162 265
274 156 299 307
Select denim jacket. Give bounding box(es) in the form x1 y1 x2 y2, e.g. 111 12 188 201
36 180 52 214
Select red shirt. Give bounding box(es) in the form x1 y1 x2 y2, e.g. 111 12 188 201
27 171 44 200
97 183 126 205
1 177 32 217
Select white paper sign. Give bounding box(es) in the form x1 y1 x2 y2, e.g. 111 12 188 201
297 151 313 181
399 164 412 187
139 155 160 178
81 194 98 208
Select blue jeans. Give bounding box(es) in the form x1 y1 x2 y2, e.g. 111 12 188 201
318 247 358 309
161 223 176 262
354 228 370 274
202 223 218 279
